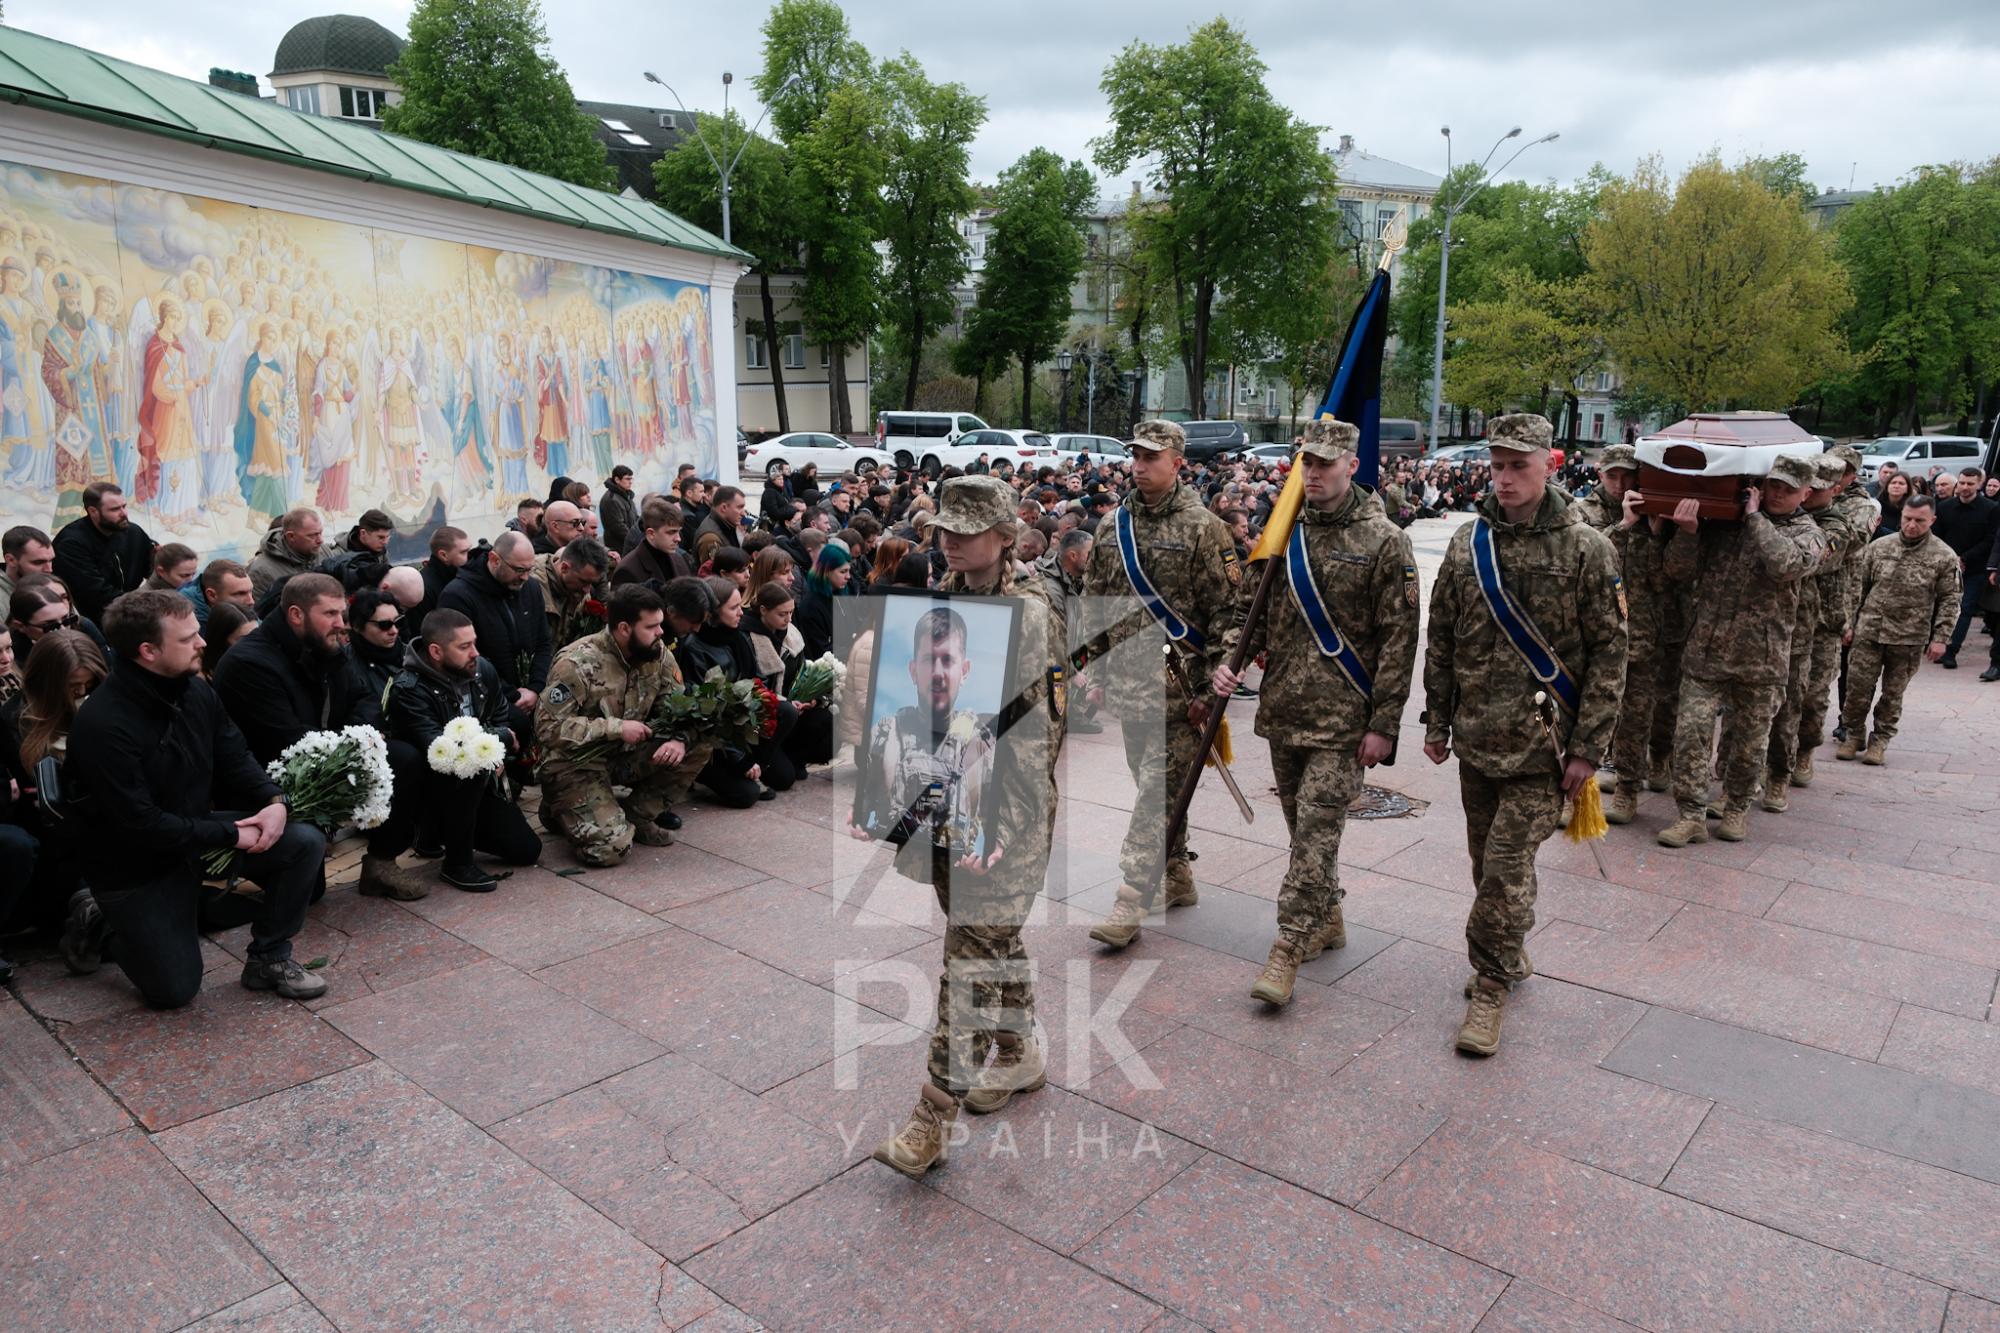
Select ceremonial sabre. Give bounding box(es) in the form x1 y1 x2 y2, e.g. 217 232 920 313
1162 643 1254 824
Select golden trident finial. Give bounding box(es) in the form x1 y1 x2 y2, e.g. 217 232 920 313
1376 206 1411 272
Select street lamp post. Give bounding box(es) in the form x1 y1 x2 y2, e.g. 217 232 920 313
1426 126 1559 448
642 69 797 247
1056 349 1074 433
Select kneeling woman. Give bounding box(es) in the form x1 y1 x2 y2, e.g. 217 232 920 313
747 581 834 781
673 577 798 804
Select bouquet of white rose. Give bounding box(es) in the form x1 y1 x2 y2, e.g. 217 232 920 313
788 651 846 712
426 716 507 780
203 725 395 874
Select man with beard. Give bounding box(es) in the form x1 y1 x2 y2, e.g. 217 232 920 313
53 482 154 624
379 609 542 893
535 584 700 867
211 573 421 899
41 272 116 520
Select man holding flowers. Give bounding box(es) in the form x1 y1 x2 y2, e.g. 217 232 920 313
64 590 329 1006
535 585 703 867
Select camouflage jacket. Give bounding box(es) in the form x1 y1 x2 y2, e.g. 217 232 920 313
1823 489 1879 630
1225 487 1419 746
1664 508 1828 686
1079 481 1240 712
530 554 611 650
1850 532 1961 646
1423 488 1628 776
534 628 682 771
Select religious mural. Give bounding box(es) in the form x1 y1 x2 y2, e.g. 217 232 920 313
0 159 719 555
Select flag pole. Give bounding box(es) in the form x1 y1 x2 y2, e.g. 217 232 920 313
1163 213 1407 854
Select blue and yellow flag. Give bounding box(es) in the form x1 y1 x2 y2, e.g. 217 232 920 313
1248 267 1393 564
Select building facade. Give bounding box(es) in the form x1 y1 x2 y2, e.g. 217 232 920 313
266 14 405 125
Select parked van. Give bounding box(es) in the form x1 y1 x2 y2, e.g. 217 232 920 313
875 411 991 472
1856 435 1986 481
1379 417 1425 462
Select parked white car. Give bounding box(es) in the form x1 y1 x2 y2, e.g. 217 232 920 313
740 431 894 481
967 428 1060 466
1049 432 1129 466
1855 435 1986 480
875 410 992 473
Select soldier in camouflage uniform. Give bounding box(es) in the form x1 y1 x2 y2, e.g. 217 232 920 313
1839 493 1960 766
1795 446 1876 783
1080 420 1240 950
1423 414 1627 1056
534 585 699 866
529 537 613 650
1761 455 1871 810
1211 418 1418 1007
1656 452 1829 848
1575 445 1676 823
870 475 1066 1178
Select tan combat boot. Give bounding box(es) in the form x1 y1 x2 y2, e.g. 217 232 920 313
1715 807 1749 842
1656 816 1709 848
1088 886 1146 948
961 1032 1047 1114
1646 761 1670 793
1302 903 1346 960
358 853 430 901
1604 785 1639 825
1596 768 1618 793
1456 977 1507 1056
872 1084 959 1177
1250 939 1304 1006
1791 752 1815 787
623 805 674 846
1761 772 1790 814
1162 858 1199 908
1862 736 1888 766
1835 736 1859 761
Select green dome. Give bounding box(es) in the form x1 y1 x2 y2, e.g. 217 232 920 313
272 14 407 79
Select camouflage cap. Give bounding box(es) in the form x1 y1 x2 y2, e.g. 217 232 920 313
1830 444 1863 474
1812 454 1848 488
1298 417 1360 463
1130 419 1187 454
1487 413 1554 453
932 475 1017 535
1597 444 1639 473
1766 453 1818 488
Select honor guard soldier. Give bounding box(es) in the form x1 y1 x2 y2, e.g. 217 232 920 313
1839 493 1960 766
1793 446 1876 783
1081 419 1240 950
1422 413 1627 1056
1211 418 1418 1007
1655 452 1828 848
868 475 1067 1178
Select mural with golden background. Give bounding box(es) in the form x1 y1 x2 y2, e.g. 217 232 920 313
0 159 718 557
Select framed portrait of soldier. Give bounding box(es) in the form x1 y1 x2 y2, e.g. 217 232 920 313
850 590 1024 862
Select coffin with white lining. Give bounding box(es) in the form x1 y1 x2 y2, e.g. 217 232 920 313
1632 411 1824 521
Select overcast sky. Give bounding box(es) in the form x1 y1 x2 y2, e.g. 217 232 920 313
17 0 1997 199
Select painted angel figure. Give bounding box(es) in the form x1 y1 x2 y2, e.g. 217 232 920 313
138 297 201 524
442 331 491 508
233 320 289 523
377 327 424 505
310 331 357 514
491 333 530 498
531 324 570 480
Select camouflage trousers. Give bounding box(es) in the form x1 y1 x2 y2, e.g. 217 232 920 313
1669 676 1783 818
1797 627 1844 753
1118 704 1203 901
1764 633 1817 781
1841 640 1923 744
1609 619 1666 788
1459 764 1564 987
1269 741 1359 948
542 744 710 866
1641 636 1689 781
926 851 1039 1095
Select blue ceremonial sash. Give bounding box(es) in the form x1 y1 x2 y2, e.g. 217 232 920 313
1115 507 1204 650
1285 522 1372 701
1470 518 1579 715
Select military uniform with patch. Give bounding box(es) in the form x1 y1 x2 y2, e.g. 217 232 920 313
1841 522 1959 760
1574 446 1673 806
1078 419 1240 915
1799 448 1877 771
1423 414 1627 997
1221 418 1418 989
534 628 705 866
1657 452 1829 844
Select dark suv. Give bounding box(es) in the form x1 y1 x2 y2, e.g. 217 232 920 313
1178 419 1251 463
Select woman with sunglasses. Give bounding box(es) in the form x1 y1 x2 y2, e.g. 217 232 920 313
347 587 406 700
7 573 110 668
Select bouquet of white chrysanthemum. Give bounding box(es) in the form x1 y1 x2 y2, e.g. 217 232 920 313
788 651 846 712
204 725 395 874
426 715 507 781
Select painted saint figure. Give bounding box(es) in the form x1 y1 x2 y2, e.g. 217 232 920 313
533 325 570 480
377 327 422 504
310 331 356 514
234 321 289 522
492 333 530 497
138 297 200 523
43 272 113 522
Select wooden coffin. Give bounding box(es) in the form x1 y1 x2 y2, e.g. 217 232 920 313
1633 412 1820 521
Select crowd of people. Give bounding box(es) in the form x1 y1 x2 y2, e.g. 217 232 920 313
0 420 1991 1182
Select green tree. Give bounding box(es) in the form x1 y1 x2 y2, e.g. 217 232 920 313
1585 154 1852 414
1743 151 1817 204
1266 251 1373 427
878 56 985 410
1094 19 1339 419
1831 164 2000 434
964 149 1095 425
1444 272 1608 420
653 113 798 432
753 0 871 143
384 0 611 189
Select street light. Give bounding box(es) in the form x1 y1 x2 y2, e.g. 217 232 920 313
642 69 798 247
1055 349 1075 433
1426 127 1559 448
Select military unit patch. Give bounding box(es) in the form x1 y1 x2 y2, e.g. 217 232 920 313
1222 548 1242 586
546 682 573 707
1404 563 1420 608
1613 574 1628 621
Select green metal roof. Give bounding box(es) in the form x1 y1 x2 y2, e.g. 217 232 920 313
0 24 748 264
272 15 406 79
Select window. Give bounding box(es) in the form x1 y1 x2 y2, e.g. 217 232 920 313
782 325 805 370
285 85 320 115
819 344 830 369
745 332 767 369
338 87 386 120
600 118 633 131
618 132 649 146
1591 413 1606 441
1935 441 1980 459
1339 199 1363 241
1595 370 1611 392
1086 276 1105 304
1376 207 1398 239
1237 377 1257 406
